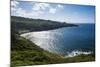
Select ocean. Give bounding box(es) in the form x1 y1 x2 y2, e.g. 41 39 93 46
21 23 95 57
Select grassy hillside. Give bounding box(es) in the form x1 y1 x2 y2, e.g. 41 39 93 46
11 33 65 66
11 16 95 67
11 16 77 34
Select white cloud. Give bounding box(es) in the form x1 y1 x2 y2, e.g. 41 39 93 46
32 3 50 11
11 1 19 7
11 1 19 11
57 4 64 9
49 8 56 14
48 4 64 14
16 8 26 16
11 7 17 11
15 8 44 18
11 2 64 18
11 1 45 18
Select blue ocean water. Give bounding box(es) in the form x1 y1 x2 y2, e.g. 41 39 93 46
21 23 95 56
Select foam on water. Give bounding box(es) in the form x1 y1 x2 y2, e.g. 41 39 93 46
65 50 92 58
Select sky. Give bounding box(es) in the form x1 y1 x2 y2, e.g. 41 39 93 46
11 1 95 23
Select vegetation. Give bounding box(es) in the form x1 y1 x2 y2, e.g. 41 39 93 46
11 34 95 66
11 16 95 67
11 33 64 66
11 16 77 34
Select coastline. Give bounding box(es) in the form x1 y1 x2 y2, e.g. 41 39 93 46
20 27 94 58
11 27 95 66
11 16 95 66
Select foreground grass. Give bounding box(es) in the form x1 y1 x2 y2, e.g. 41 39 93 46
11 51 95 67
11 35 64 66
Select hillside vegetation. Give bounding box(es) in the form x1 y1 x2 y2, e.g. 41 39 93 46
11 16 77 34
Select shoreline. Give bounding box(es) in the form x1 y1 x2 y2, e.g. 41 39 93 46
20 24 94 58
19 25 78 34
20 26 77 35
20 30 93 58
19 23 95 34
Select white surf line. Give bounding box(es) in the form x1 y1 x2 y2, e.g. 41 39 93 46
64 50 92 58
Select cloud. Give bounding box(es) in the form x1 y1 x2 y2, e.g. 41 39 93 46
11 1 45 18
11 1 19 11
11 2 64 18
15 8 44 18
57 4 64 9
48 4 64 14
11 6 17 11
49 8 56 14
32 3 50 11
11 1 19 7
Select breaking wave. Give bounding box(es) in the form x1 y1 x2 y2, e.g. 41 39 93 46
64 50 92 58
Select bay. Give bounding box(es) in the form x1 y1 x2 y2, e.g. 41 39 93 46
21 23 95 57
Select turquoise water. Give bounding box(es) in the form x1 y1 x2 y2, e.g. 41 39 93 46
21 23 95 56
